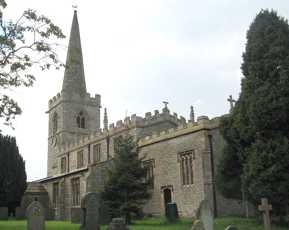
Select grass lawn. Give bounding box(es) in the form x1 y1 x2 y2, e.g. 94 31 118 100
0 217 288 230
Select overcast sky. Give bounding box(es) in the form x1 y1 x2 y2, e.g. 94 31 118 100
1 0 289 181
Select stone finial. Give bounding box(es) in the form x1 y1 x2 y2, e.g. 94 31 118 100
162 101 169 113
190 106 195 122
103 108 108 130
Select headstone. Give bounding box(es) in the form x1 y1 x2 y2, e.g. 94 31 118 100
15 207 25 220
224 226 239 230
197 200 214 230
71 207 82 223
80 192 100 230
86 164 112 224
0 207 8 220
166 202 179 222
108 218 129 230
26 201 45 230
258 198 272 230
191 219 205 230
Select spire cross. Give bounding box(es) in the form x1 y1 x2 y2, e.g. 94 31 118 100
163 101 169 109
258 198 272 230
227 95 236 111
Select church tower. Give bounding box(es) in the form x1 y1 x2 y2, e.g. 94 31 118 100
46 10 101 176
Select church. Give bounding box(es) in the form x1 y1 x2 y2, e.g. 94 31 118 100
37 10 246 221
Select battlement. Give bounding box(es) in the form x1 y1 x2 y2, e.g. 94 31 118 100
138 116 221 146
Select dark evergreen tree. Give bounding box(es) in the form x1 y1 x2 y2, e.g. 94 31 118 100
0 134 27 213
102 135 151 224
217 10 289 220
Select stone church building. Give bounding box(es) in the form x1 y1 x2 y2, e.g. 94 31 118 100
37 11 246 220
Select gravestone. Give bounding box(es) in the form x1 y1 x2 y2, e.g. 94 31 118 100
26 201 45 230
15 207 25 220
258 198 272 230
166 202 179 222
108 218 129 230
85 164 112 224
0 207 8 220
191 219 205 230
80 192 100 230
197 200 213 230
224 226 238 230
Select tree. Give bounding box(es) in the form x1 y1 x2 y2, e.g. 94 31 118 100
217 10 289 221
102 135 151 224
0 134 26 213
0 0 65 127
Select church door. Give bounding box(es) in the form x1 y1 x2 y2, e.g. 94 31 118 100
163 188 172 215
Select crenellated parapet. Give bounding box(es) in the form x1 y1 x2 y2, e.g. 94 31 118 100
138 116 221 147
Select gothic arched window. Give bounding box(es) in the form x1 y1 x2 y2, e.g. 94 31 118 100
76 111 85 129
52 112 58 135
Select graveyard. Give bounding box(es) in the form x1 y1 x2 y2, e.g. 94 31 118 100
0 217 288 230
1 1 289 230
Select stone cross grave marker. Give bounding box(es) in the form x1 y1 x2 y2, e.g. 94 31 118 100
227 95 236 112
258 198 272 230
26 201 45 230
197 200 213 230
80 192 100 230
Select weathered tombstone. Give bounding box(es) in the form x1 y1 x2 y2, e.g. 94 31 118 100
26 201 45 230
197 200 214 230
0 207 8 220
107 218 129 230
191 219 205 230
15 207 25 220
166 202 179 222
224 226 239 230
80 192 100 230
85 164 112 224
258 198 272 230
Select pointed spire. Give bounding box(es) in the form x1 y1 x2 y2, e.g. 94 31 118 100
62 10 87 97
103 108 108 130
190 106 195 122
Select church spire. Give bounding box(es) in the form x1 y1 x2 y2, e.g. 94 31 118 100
62 10 87 97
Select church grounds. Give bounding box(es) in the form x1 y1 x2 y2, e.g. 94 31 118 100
0 217 287 230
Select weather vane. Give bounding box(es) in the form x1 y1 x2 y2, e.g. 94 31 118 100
163 101 169 109
72 4 78 10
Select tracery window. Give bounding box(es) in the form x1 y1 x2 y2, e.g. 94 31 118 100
71 178 80 206
52 182 59 208
179 150 195 185
77 150 84 168
143 159 155 188
93 144 101 163
76 111 85 128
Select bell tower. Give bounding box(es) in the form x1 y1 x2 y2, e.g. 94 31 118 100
46 10 101 176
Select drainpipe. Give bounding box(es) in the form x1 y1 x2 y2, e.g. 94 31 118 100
208 134 218 217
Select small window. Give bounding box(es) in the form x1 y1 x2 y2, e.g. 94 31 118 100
71 178 80 206
76 111 85 128
52 182 59 208
93 144 101 163
52 112 58 135
179 150 194 185
77 150 84 168
61 157 66 173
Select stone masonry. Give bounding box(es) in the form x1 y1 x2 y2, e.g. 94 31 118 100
37 10 249 221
